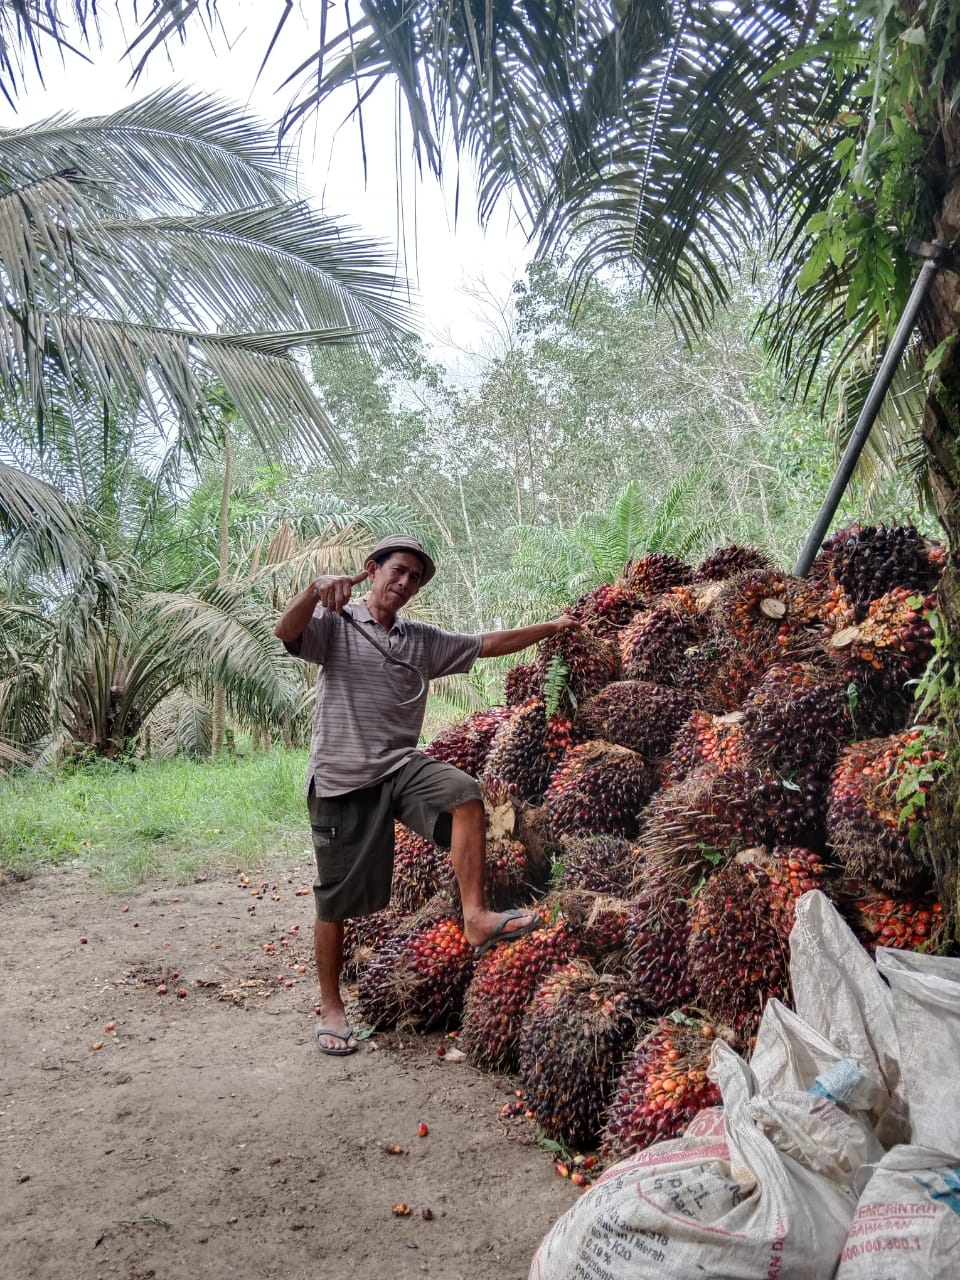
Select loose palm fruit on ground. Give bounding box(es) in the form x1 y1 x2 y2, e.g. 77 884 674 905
424 707 512 778
602 1015 723 1160
519 967 654 1150
358 910 475 1031
544 741 657 840
578 680 692 758
460 919 575 1072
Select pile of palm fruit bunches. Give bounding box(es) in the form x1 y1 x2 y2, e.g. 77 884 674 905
348 525 951 1165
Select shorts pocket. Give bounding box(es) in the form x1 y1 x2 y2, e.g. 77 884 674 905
309 799 350 886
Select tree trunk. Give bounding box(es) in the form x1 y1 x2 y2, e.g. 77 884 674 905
211 427 232 756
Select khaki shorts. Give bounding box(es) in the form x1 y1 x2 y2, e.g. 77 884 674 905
307 751 482 921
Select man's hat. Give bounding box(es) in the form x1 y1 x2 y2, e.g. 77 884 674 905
367 535 437 585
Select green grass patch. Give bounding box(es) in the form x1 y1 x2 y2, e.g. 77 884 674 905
0 749 313 890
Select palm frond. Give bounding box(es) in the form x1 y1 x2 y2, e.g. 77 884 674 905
0 460 85 570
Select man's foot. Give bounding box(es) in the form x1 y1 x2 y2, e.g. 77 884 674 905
314 1007 358 1055
467 909 545 956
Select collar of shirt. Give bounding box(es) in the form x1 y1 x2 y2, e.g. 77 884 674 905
348 596 407 637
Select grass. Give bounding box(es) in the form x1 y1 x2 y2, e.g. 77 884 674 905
0 749 314 891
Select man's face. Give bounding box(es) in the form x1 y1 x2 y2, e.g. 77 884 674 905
367 551 424 613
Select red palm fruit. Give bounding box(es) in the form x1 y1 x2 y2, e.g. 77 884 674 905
623 869 696 1010
827 587 936 692
358 910 475 1030
762 847 831 937
482 698 570 805
828 731 943 893
740 663 856 778
663 709 745 785
710 568 817 666
519 968 654 1150
555 833 640 896
602 1015 723 1160
619 552 693 597
717 764 828 851
811 523 944 619
424 707 512 777
685 857 790 1041
843 886 947 954
504 661 543 706
568 582 646 638
392 822 449 915
544 741 657 840
537 625 619 710
619 598 706 687
460 920 575 1072
693 544 774 582
578 680 692 758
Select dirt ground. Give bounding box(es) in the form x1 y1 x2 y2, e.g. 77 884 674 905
0 865 580 1280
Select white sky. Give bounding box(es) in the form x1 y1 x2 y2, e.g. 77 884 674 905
0 1 532 360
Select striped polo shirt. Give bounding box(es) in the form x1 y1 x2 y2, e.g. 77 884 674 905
286 598 481 797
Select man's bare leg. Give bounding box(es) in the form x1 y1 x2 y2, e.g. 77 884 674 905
449 799 541 949
314 918 357 1051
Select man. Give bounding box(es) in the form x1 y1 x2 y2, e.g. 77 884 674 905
274 534 581 1055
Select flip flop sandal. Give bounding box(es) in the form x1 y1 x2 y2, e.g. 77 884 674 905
314 1026 358 1056
474 910 545 957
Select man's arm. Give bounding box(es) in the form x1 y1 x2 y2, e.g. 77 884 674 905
274 569 370 644
479 614 581 659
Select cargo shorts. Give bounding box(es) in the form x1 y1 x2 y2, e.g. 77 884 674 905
307 751 482 921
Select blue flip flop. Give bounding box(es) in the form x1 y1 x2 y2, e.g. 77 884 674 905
474 910 545 957
315 1026 358 1056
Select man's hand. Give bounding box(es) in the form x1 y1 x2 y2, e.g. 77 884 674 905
550 613 584 634
312 568 370 613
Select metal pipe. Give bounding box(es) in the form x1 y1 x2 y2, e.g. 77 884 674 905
794 244 948 578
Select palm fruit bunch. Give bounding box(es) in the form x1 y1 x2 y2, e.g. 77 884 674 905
716 765 828 850
544 741 657 839
444 833 544 913
843 887 947 954
342 906 400 981
481 697 570 805
358 908 475 1030
761 846 831 936
739 663 856 778
685 856 792 1040
622 870 696 1010
546 889 632 965
518 968 654 1150
620 552 693 597
504 661 542 706
460 918 575 1072
693 544 774 582
663 710 745 785
827 587 936 692
811 523 943 619
424 707 512 778
568 582 646 638
578 680 692 758
555 833 640 895
827 730 943 893
537 624 619 710
635 766 744 886
711 568 811 666
391 823 449 914
680 638 771 713
619 597 706 687
601 1014 722 1160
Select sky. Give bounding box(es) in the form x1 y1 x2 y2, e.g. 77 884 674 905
0 2 532 360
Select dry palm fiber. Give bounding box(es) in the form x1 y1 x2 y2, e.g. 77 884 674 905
424 707 512 777
828 731 943 893
663 709 745 785
544 740 657 839
619 596 706 687
504 661 542 706
537 624 619 710
693 544 774 582
391 822 449 915
545 888 633 965
623 869 697 1010
518 966 654 1150
357 904 475 1030
635 765 745 887
568 582 646 638
827 587 936 692
460 918 575 1072
811 523 944 619
620 552 693 597
601 1014 723 1160
578 680 692 758
841 884 947 954
342 906 399 981
685 854 793 1040
554 833 639 895
740 662 857 778
481 697 572 805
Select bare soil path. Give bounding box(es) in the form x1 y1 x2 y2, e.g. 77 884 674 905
0 866 577 1280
